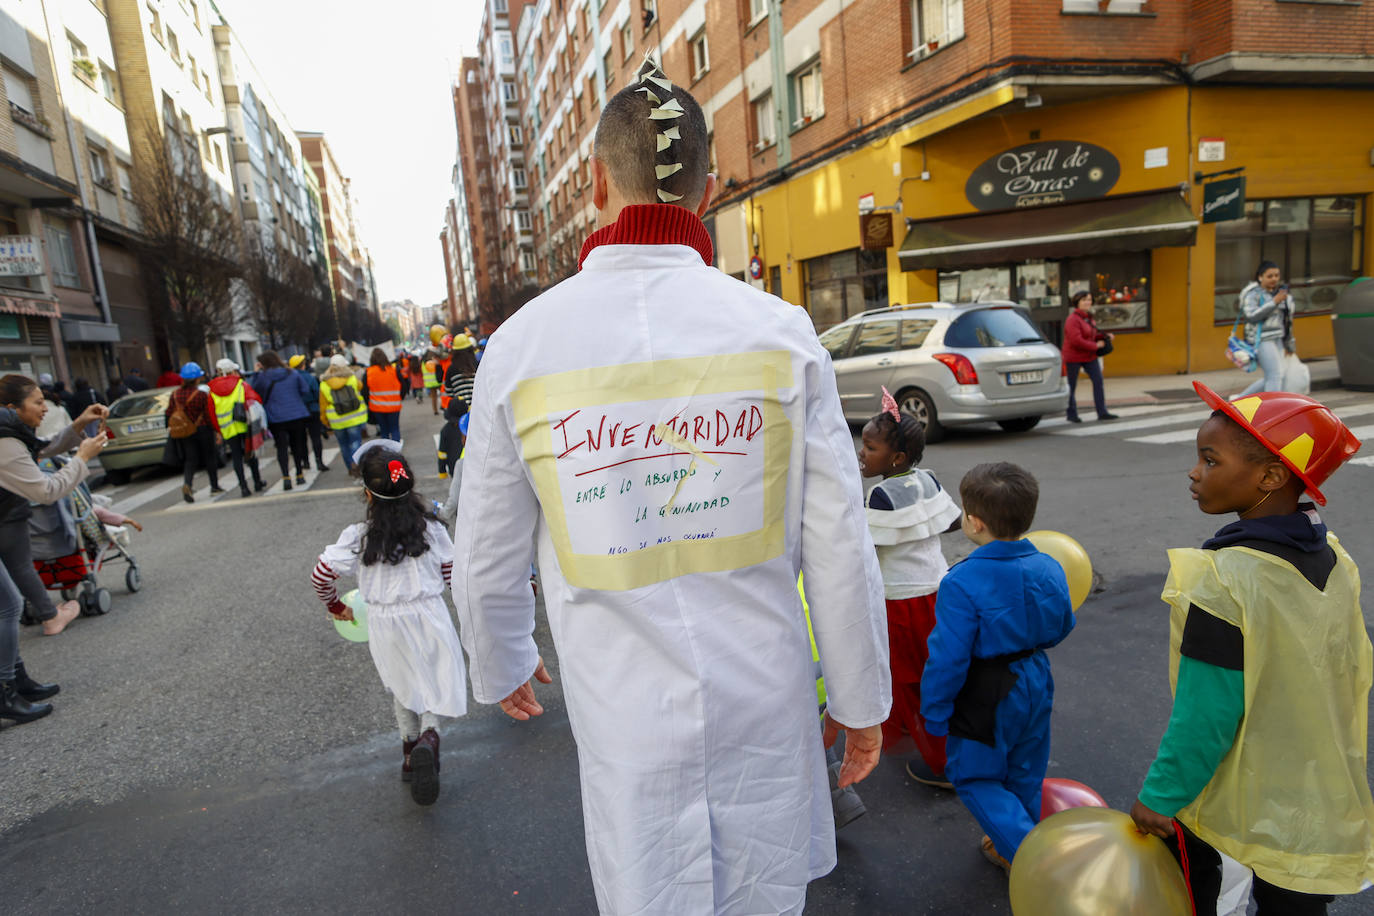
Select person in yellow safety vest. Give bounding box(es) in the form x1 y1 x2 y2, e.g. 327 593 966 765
798 575 868 829
437 352 453 412
422 351 442 417
208 358 265 498
319 354 369 474
365 348 403 442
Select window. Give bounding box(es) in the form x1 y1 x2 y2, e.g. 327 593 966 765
44 222 82 288
5 68 36 117
99 64 120 104
89 147 111 187
147 3 162 43
517 210 532 231
202 71 211 101
499 35 514 64
1213 196 1364 322
690 31 709 80
189 0 200 29
512 168 527 190
1058 254 1150 331
502 80 518 103
944 307 1046 348
166 29 180 63
851 320 901 357
641 0 656 29
899 318 938 349
69 35 94 84
520 250 536 273
749 0 768 24
791 61 823 128
188 55 198 86
508 124 522 145
117 162 133 199
1064 0 1146 11
803 248 888 329
604 49 615 87
621 20 633 60
818 324 855 359
752 92 775 150
910 0 964 57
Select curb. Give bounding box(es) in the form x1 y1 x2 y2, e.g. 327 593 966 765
1108 375 1345 407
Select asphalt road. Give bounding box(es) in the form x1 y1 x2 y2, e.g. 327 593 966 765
4 390 1374 915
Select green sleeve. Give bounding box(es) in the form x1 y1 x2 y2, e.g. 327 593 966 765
1138 656 1245 817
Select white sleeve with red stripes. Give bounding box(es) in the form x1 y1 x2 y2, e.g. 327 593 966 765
441 561 452 589
312 558 340 606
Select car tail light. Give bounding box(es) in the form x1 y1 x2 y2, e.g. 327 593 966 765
933 353 979 385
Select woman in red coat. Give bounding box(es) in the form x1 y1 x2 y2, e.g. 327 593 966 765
1062 291 1119 423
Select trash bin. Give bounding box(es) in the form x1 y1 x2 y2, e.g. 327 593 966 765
1331 278 1374 391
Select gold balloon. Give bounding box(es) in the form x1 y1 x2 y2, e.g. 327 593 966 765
429 324 447 345
1026 529 1093 611
1009 808 1191 916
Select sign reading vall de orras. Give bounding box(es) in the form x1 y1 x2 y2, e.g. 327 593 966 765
965 141 1120 211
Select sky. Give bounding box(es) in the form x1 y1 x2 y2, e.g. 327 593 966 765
219 0 487 306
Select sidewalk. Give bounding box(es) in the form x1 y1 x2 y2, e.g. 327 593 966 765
1105 357 1345 407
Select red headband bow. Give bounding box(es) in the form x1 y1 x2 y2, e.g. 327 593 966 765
880 386 900 422
388 460 409 484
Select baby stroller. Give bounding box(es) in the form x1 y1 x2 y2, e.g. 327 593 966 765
27 458 141 618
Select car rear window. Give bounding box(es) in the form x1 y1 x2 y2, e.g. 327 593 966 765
943 308 1046 349
818 325 854 359
109 393 166 419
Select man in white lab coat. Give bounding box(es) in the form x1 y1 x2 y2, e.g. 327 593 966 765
451 59 890 915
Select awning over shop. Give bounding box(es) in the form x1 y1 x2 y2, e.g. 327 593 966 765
899 190 1198 271
59 318 121 343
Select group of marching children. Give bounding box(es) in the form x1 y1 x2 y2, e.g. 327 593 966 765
308 366 1370 911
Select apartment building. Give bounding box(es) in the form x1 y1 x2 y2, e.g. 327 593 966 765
297 131 358 305
452 56 499 312
479 0 534 287
479 0 1372 374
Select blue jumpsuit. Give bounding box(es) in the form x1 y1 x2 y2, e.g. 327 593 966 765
920 539 1075 860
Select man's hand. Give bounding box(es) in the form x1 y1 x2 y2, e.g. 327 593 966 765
821 713 882 788
499 657 553 721
1130 798 1175 838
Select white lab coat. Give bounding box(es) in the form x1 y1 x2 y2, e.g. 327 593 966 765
452 241 889 915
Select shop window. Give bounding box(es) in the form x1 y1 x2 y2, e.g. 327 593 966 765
1063 252 1150 331
909 0 964 59
1213 196 1364 322
44 222 82 288
752 92 775 150
791 61 823 129
803 248 888 330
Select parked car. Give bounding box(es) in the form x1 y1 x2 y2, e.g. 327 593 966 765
819 301 1069 442
99 386 226 484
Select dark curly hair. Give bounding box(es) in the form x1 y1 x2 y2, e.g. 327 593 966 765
867 408 926 467
358 449 437 566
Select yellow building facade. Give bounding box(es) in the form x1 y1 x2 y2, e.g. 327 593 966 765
731 84 1372 376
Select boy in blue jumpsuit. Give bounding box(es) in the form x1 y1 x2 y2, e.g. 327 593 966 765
921 462 1076 870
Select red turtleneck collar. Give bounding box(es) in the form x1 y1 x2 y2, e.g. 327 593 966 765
577 204 714 271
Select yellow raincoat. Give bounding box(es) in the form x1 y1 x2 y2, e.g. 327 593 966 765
1162 533 1374 895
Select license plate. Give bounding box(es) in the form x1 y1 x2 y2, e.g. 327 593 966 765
125 418 165 433
1006 371 1044 385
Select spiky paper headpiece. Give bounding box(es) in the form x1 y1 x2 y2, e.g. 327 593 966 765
635 56 685 203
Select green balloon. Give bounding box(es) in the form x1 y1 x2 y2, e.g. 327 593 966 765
334 588 370 643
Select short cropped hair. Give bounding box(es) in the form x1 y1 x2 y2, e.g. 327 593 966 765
1211 410 1278 466
593 64 709 206
960 462 1039 540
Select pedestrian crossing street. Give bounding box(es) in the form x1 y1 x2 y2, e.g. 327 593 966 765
105 446 344 517
1031 391 1374 456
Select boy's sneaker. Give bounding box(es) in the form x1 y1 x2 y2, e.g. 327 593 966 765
409 728 440 806
905 758 954 789
827 759 866 829
981 835 1011 873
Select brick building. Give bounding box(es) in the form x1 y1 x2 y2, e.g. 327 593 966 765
297 132 358 306
453 0 1371 375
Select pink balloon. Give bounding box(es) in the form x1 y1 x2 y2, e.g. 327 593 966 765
1041 777 1109 819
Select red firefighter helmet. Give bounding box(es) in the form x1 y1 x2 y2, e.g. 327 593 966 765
1194 381 1363 506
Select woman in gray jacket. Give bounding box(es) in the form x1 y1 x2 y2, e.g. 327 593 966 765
0 375 108 724
1238 260 1295 396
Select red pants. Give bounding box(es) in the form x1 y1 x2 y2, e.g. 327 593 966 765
881 593 947 774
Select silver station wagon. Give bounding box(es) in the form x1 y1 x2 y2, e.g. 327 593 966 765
819 302 1070 441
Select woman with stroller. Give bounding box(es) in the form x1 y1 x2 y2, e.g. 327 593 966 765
0 374 109 723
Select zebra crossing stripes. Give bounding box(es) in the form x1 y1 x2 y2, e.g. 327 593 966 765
1127 402 1374 446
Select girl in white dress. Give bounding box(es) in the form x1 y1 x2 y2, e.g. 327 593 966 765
311 443 467 806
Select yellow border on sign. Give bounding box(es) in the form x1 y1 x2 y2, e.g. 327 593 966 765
511 351 795 591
